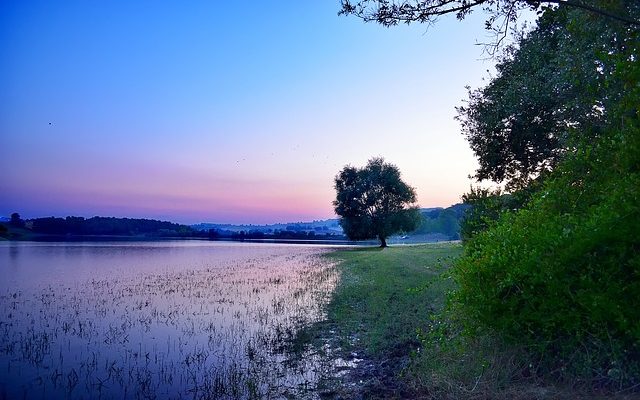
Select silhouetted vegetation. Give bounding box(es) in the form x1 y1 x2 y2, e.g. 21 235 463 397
340 0 639 56
334 157 421 247
2 214 352 243
227 229 345 242
28 216 196 237
9 213 25 228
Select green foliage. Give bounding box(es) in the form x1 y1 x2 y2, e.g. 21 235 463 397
456 2 638 189
414 204 469 240
334 157 421 247
459 185 536 241
453 42 640 385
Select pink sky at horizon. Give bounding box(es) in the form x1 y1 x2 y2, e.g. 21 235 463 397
4 154 465 224
0 2 520 225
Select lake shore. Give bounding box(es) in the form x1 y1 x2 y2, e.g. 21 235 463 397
305 243 635 399
289 243 461 398
1 234 373 246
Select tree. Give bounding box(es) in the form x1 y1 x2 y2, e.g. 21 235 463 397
340 2 638 187
452 4 640 385
453 53 640 382
456 4 638 189
458 185 535 240
333 157 421 247
9 212 25 228
340 0 639 51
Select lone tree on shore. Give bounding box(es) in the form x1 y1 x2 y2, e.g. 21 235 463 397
334 158 421 247
10 213 25 228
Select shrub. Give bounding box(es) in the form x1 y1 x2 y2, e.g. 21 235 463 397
451 58 640 386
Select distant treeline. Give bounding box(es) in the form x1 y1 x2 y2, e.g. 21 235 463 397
1 214 348 242
206 206 469 242
27 216 197 237
215 229 344 241
2 209 467 241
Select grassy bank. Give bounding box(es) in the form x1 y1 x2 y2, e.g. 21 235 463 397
307 243 635 400
325 243 460 356
304 243 462 398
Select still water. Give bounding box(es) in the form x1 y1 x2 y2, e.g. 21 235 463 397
0 241 340 399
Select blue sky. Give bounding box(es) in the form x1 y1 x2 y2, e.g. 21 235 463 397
1 1 509 224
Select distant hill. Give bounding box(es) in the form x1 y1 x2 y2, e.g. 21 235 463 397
2 204 470 243
192 203 470 243
191 219 344 235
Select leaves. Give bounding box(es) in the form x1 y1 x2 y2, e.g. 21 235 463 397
457 3 637 189
452 17 640 384
334 158 421 244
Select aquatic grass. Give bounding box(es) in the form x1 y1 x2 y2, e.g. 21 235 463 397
0 244 340 399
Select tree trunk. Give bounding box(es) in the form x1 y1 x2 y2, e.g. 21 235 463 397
379 235 387 248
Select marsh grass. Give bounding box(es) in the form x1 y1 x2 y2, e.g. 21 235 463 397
0 244 339 399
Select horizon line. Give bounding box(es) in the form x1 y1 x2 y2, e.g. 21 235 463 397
2 203 460 227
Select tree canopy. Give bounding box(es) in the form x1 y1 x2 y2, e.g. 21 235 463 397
9 212 25 228
454 3 640 386
28 216 194 236
339 0 640 36
454 50 640 381
333 158 421 247
456 2 638 189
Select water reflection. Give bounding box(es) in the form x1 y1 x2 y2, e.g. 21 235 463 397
0 241 340 399
7 242 20 262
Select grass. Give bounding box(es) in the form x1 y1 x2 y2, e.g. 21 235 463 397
325 243 460 356
306 242 638 400
295 243 461 398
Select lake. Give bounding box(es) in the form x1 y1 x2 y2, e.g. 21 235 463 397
0 241 341 399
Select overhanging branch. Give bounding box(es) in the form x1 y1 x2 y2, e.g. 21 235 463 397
341 0 640 27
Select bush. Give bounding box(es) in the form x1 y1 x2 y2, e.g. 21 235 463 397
459 187 536 242
451 58 640 386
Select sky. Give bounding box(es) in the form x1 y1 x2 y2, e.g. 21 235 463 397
1 1 506 224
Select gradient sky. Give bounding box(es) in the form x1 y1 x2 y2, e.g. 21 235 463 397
1 1 507 224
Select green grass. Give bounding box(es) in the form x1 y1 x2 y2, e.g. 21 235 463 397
325 243 460 356
308 243 634 399
301 243 464 399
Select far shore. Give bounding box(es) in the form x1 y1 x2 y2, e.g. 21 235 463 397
0 234 380 246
